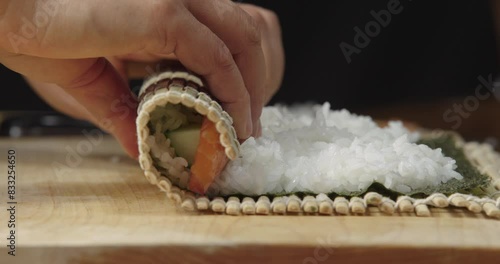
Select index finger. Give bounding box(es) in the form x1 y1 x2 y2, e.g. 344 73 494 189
167 8 253 139
184 0 267 137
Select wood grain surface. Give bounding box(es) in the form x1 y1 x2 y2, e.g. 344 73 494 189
0 136 499 264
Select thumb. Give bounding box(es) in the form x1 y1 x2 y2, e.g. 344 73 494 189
1 54 139 158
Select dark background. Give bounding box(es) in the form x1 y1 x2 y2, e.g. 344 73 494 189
1 0 498 112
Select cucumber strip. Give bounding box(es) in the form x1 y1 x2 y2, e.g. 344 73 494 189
166 124 201 165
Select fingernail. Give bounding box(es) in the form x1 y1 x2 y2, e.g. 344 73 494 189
245 119 253 138
256 120 262 137
252 121 258 136
246 113 253 138
252 119 261 137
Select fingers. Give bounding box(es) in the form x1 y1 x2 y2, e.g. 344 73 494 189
0 0 279 140
0 0 145 57
239 4 285 105
120 0 272 138
0 55 139 158
184 0 266 137
168 6 253 138
115 52 177 63
24 78 92 121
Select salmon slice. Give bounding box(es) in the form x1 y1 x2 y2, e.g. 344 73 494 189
188 118 229 194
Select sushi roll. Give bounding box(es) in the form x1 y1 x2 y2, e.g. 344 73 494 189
136 67 240 195
136 67 500 218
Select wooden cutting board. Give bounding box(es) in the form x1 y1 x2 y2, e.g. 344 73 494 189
0 136 499 264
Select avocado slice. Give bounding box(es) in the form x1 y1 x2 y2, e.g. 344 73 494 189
166 124 201 165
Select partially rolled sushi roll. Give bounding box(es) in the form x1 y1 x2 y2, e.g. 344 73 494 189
136 68 240 195
135 67 500 218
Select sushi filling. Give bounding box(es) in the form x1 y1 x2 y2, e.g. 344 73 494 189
147 103 202 189
146 103 229 194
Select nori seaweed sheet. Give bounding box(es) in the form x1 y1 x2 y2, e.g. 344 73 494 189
217 133 492 200
411 134 491 197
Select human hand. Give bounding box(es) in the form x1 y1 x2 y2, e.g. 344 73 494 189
0 0 284 158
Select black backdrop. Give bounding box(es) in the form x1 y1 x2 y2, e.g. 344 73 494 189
1 0 498 112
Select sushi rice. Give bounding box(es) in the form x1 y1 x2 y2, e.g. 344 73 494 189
207 103 463 196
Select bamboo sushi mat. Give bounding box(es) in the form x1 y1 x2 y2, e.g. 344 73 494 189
150 138 500 219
